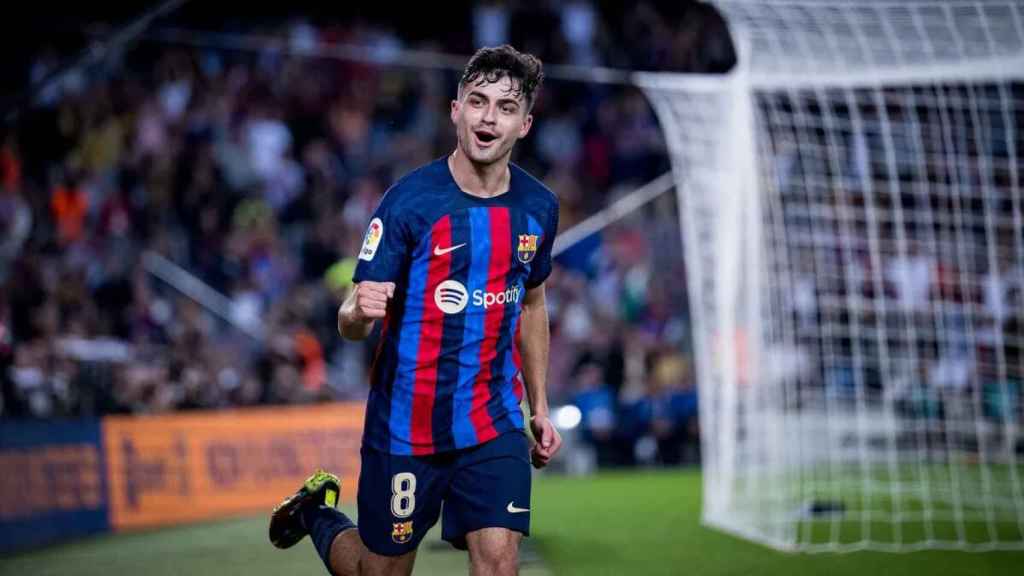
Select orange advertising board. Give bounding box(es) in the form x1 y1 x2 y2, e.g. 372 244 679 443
103 403 364 530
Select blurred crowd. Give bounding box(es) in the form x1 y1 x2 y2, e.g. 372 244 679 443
0 2 735 467
765 84 1024 432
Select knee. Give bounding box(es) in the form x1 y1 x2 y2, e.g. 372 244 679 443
471 542 518 576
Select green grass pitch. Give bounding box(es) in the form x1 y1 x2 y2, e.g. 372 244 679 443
2 469 1021 575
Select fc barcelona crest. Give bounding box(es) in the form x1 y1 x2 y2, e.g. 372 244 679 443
517 234 539 264
392 520 414 544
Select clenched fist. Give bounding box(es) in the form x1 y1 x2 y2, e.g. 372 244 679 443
339 281 396 340
529 414 563 469
351 281 396 320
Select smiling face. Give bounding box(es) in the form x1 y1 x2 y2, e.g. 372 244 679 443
451 75 534 167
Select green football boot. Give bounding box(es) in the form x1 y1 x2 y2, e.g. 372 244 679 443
268 469 341 549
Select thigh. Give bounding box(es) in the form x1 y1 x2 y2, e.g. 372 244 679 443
357 444 451 557
359 546 418 576
441 431 532 549
328 527 417 576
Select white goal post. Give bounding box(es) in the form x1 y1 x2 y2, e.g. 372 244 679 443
636 0 1024 552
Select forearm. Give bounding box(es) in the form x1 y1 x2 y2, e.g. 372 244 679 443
338 287 375 341
519 286 551 418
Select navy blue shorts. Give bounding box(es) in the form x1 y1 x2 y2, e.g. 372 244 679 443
357 430 532 556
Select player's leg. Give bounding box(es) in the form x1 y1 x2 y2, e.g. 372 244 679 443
326 528 417 576
354 444 451 575
465 527 522 576
267 467 421 576
441 430 532 576
269 469 362 575
297 500 419 576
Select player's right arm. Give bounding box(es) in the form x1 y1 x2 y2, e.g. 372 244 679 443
345 176 416 340
338 281 395 341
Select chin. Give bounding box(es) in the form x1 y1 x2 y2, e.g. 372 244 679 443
469 151 501 165
464 148 499 165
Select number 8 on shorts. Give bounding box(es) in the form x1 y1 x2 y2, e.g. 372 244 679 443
391 472 416 518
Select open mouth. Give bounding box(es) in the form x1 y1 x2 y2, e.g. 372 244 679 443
474 131 498 145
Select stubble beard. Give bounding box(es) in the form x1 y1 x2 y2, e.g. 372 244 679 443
461 128 513 167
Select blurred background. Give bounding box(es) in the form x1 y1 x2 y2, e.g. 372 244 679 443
0 0 737 468
0 1 734 567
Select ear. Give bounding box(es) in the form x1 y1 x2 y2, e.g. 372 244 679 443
450 99 460 125
518 113 534 139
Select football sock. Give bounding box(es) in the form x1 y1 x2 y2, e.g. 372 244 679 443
302 504 356 574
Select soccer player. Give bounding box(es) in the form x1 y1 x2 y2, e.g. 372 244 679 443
269 45 561 576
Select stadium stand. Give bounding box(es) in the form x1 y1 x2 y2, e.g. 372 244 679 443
0 1 733 467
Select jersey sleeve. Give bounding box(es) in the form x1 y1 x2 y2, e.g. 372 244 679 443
352 191 413 283
525 199 559 289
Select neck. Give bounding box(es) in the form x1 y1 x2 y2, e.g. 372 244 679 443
448 148 510 198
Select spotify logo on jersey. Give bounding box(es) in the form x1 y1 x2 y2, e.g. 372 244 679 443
434 280 469 314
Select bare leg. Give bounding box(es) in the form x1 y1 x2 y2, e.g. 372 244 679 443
466 528 521 576
327 528 418 576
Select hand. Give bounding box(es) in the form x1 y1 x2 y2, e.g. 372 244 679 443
351 281 395 321
529 414 562 469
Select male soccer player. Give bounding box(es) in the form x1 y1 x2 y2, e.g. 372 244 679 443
269 45 562 576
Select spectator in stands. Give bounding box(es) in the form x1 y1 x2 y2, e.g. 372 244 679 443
647 347 698 466
570 361 617 467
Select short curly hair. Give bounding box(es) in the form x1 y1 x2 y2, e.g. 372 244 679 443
459 45 544 110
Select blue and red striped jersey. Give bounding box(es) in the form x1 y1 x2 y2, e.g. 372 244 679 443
352 157 559 455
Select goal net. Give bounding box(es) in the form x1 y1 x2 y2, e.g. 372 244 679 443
637 0 1024 552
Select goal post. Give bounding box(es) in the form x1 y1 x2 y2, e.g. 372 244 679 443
637 0 1024 552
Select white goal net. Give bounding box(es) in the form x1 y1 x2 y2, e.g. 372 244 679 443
637 0 1024 552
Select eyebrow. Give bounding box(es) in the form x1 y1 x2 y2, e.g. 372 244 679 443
465 90 522 107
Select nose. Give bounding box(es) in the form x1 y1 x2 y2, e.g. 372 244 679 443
481 103 497 124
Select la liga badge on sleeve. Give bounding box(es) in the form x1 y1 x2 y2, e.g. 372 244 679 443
359 218 384 261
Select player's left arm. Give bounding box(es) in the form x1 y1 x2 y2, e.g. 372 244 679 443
520 283 562 469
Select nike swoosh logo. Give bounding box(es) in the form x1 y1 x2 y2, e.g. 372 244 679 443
433 243 467 256
506 501 530 514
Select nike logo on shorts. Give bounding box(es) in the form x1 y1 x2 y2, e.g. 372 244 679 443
433 243 466 256
506 501 530 514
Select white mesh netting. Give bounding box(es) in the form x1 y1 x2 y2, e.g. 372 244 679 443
638 0 1024 552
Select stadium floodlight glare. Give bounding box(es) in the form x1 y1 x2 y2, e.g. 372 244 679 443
554 405 583 431
637 0 1024 552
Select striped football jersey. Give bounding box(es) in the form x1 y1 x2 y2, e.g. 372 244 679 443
353 157 558 455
